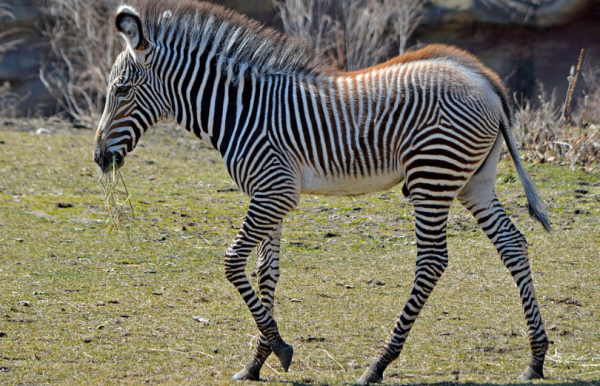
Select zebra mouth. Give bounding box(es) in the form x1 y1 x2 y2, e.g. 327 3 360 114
95 151 125 174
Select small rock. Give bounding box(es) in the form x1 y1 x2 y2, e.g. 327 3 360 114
97 301 106 306
192 315 210 325
96 325 105 330
0 332 6 337
108 300 119 304
143 270 157 274
344 285 354 289
152 292 162 296
79 168 92 176
36 128 52 135
13 238 24 242
82 338 93 343
20 301 31 307
574 188 588 194
324 232 338 238
56 203 73 208
290 299 303 303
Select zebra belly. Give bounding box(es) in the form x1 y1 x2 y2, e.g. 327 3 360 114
300 169 404 196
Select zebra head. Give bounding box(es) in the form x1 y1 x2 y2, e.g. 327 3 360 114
94 5 166 173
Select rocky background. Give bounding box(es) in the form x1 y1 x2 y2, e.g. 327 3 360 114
1 0 599 117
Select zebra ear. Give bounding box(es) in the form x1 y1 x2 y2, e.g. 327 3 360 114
115 6 148 52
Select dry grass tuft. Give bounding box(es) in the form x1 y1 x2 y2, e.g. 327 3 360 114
99 157 144 243
512 51 600 171
274 0 425 71
38 0 121 123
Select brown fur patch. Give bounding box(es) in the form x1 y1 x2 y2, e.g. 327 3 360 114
345 44 511 125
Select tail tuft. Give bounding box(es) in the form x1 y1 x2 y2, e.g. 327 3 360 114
499 120 552 232
529 204 552 232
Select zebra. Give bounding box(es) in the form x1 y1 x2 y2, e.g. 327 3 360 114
93 1 551 383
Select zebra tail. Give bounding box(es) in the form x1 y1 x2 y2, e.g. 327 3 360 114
499 117 552 232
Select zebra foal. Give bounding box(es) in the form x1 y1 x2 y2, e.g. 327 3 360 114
94 1 551 383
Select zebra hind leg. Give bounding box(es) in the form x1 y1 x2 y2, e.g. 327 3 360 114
459 191 549 380
358 199 451 384
232 224 282 381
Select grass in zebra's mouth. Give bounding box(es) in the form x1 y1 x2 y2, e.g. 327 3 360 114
100 155 146 243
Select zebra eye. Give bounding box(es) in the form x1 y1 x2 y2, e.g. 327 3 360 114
115 85 132 95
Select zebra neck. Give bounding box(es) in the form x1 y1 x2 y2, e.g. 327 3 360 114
173 55 274 164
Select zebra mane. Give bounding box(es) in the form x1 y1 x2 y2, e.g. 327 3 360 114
133 0 333 76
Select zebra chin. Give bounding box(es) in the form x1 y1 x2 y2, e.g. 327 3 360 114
94 150 125 174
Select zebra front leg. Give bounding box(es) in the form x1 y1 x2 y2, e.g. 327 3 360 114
233 223 282 381
460 194 549 380
358 200 451 384
225 191 298 377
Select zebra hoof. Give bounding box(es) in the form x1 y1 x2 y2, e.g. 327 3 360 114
519 364 544 380
357 363 385 384
272 340 293 372
518 358 544 380
231 360 260 381
232 364 261 381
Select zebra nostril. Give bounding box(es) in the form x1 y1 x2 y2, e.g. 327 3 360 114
113 152 124 167
105 151 125 170
94 151 124 173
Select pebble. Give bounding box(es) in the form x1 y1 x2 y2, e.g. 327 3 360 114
192 315 209 325
36 128 51 135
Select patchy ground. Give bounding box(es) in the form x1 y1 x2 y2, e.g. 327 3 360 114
0 119 599 385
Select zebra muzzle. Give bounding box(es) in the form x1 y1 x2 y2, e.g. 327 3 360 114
95 151 124 173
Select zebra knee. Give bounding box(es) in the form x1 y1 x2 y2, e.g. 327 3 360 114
496 228 528 259
224 258 246 284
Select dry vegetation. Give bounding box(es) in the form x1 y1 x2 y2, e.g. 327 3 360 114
38 0 120 123
512 51 600 170
274 0 425 70
0 3 28 117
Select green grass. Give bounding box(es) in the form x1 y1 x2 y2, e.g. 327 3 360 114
0 120 599 385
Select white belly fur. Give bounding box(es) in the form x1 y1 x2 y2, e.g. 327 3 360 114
300 168 404 195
